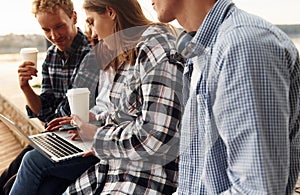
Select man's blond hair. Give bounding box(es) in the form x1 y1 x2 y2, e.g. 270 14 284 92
32 0 74 18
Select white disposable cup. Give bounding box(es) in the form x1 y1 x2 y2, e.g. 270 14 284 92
66 88 90 123
20 48 39 69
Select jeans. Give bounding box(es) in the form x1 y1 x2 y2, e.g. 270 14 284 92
9 149 99 195
0 145 33 195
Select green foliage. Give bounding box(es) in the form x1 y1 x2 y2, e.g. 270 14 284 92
32 84 41 88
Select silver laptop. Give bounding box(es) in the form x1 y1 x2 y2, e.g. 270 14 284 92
0 114 92 162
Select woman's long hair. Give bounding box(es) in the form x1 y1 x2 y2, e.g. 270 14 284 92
83 0 167 70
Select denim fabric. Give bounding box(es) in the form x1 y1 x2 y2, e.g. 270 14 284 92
9 149 99 195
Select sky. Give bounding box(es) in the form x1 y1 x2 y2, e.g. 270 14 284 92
0 0 299 35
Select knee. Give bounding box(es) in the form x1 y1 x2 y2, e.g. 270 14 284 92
22 149 48 168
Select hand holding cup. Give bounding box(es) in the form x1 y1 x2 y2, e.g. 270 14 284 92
20 48 38 69
18 48 39 88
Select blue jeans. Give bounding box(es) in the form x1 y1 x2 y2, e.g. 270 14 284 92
9 149 99 195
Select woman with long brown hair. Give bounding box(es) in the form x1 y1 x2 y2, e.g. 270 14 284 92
10 0 184 194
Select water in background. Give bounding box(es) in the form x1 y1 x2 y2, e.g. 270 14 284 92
0 36 299 114
0 36 299 79
0 52 46 115
291 35 300 51
0 52 46 86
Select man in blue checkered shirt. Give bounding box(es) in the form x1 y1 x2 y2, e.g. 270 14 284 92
153 0 300 194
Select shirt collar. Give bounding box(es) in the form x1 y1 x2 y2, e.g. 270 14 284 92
188 0 235 56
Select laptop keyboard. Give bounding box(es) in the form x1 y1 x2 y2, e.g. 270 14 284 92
31 133 83 158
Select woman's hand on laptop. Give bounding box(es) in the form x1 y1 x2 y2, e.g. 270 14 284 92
45 116 73 131
70 115 97 141
82 149 95 157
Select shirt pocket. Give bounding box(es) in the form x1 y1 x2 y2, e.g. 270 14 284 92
196 54 221 150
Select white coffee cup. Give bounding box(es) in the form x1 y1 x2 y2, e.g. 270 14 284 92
20 48 39 68
66 88 90 123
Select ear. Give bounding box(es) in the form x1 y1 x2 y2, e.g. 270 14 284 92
106 6 116 20
72 11 77 24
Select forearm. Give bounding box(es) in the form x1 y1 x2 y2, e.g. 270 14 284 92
93 115 180 161
22 85 41 115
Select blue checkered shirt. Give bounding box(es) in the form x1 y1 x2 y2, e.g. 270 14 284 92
178 0 300 194
26 29 91 124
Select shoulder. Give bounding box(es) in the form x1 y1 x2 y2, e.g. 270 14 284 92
134 25 184 75
208 9 299 76
136 25 178 62
140 25 177 48
216 9 294 52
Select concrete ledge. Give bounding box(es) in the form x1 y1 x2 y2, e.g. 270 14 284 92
0 94 42 147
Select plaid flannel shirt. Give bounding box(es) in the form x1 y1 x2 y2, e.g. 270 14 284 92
26 29 91 124
65 25 184 195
